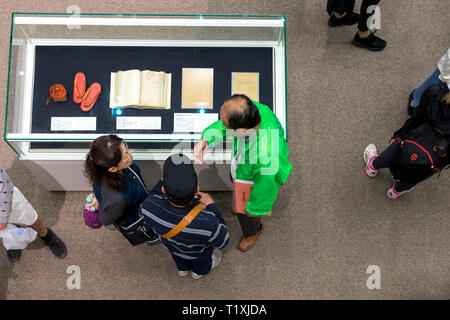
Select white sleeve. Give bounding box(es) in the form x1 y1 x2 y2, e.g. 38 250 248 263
437 48 450 88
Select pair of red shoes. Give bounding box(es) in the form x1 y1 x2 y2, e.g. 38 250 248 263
73 73 101 112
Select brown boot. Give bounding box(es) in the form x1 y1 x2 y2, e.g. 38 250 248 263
238 222 264 252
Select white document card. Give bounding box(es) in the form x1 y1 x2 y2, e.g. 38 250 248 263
116 117 161 130
173 113 218 133
51 117 96 131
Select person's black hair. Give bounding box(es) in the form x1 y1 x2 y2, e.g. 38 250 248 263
224 94 261 130
84 134 126 191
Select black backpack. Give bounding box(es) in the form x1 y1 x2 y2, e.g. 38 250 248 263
391 123 449 183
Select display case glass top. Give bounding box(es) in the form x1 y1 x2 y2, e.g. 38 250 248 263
5 13 287 160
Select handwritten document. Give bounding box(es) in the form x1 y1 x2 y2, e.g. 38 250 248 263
232 72 259 102
181 68 214 109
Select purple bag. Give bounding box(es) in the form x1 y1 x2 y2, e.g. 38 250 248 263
83 193 102 229
83 208 102 229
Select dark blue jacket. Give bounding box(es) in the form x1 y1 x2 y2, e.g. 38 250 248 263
93 163 147 225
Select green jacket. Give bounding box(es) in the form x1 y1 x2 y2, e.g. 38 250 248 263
201 101 292 216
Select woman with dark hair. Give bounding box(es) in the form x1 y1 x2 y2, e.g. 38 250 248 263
84 135 157 243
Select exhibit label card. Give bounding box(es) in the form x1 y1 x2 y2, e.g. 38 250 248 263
116 117 161 130
173 113 218 133
51 117 96 131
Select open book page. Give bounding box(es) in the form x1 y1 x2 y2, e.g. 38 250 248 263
181 68 214 109
113 69 141 107
140 71 171 109
232 72 259 102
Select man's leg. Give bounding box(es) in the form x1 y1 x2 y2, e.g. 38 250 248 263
10 187 67 259
353 0 386 51
364 143 400 178
29 218 47 237
327 0 356 16
372 143 401 170
327 0 359 27
191 253 213 279
237 214 264 252
357 0 381 33
387 181 415 199
5 186 40 262
171 253 192 276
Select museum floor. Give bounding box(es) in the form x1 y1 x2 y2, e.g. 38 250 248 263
1 0 449 300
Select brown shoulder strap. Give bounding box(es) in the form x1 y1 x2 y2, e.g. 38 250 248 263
161 204 205 239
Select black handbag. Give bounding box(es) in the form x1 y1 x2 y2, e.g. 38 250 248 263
113 167 158 246
114 215 157 246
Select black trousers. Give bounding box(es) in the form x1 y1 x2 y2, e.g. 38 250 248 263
238 214 261 237
372 143 416 192
326 0 356 16
358 0 381 32
326 0 381 32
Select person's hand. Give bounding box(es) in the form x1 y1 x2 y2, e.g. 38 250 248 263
87 195 99 211
194 139 209 164
0 222 7 231
197 192 214 207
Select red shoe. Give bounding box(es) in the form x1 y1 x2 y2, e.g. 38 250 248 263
81 82 101 112
73 72 86 104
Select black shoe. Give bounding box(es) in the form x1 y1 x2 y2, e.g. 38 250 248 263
352 32 387 51
42 228 67 259
7 249 22 263
408 89 416 116
328 12 360 27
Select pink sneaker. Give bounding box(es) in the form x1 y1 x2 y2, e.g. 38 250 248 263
363 144 378 178
386 185 414 199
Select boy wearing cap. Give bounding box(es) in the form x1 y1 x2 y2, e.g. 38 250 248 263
140 154 229 279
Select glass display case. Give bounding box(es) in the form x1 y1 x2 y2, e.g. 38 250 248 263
4 12 287 190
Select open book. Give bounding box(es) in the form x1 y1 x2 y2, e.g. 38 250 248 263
110 69 171 109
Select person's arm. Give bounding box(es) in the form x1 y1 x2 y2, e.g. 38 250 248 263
97 183 127 226
206 203 229 249
197 192 229 249
394 86 440 139
201 120 228 148
0 168 14 228
98 197 127 226
414 84 442 119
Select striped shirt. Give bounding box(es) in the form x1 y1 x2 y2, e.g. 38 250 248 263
140 180 229 260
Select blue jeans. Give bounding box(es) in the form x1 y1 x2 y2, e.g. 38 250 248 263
412 68 444 107
171 252 213 276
